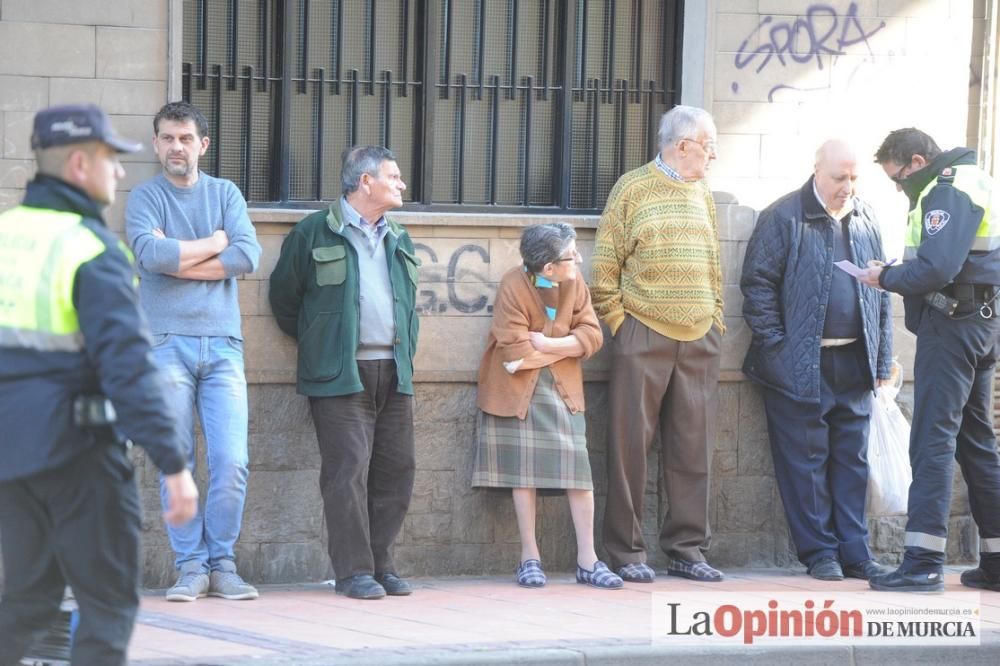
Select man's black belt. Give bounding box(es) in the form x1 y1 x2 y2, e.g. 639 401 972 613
941 283 996 302
925 283 998 318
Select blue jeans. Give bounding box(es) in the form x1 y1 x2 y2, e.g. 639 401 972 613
152 334 249 573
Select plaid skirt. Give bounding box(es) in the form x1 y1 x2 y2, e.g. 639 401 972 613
472 369 593 490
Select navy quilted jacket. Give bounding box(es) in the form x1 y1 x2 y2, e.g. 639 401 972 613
741 178 892 402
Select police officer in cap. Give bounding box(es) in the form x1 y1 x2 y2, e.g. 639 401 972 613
859 128 1000 593
0 104 198 664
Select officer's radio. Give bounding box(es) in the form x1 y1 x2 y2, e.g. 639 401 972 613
923 291 959 317
72 395 117 427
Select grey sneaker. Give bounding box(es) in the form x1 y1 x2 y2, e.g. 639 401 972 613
165 571 210 602
209 567 259 601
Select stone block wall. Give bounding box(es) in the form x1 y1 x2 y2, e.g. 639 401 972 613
708 0 988 261
0 1 171 230
128 199 976 588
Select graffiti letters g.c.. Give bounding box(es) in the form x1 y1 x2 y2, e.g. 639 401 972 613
413 241 493 315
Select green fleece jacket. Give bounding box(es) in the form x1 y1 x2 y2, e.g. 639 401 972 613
268 203 420 397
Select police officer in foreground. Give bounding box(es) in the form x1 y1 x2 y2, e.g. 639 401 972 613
859 128 1000 593
0 104 199 664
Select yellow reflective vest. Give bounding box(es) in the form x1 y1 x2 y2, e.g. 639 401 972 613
0 206 108 352
904 165 1000 261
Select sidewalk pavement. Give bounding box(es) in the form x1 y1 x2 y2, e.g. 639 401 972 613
130 568 1000 666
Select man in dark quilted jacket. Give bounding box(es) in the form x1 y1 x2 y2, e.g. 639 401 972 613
741 139 893 582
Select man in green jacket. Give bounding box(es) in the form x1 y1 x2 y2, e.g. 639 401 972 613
269 145 420 600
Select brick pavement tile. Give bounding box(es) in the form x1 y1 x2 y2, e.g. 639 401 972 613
130 571 1000 663
129 624 277 660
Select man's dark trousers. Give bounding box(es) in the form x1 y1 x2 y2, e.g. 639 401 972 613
763 342 874 568
0 444 141 666
904 306 1000 574
309 359 415 579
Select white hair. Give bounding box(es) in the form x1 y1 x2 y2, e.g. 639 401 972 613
657 105 714 151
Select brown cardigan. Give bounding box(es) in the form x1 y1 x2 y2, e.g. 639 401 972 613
477 266 603 419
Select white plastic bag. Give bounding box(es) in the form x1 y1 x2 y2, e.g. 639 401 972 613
866 363 912 516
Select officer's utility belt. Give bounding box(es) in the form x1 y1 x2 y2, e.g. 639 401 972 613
73 394 118 427
924 283 998 319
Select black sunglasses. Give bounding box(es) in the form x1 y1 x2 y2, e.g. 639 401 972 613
890 161 911 184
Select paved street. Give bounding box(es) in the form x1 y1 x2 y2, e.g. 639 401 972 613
126 568 1000 665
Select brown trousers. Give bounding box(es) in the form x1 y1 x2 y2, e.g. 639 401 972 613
602 315 721 566
309 359 415 579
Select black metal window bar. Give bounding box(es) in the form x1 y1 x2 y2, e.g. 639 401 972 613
182 0 683 212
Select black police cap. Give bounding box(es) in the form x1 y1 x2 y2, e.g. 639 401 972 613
31 104 142 153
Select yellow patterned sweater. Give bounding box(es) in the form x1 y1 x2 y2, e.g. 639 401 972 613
591 162 724 341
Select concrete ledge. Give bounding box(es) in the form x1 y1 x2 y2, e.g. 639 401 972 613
249 207 603 229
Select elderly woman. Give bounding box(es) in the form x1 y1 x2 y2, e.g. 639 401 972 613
472 223 622 590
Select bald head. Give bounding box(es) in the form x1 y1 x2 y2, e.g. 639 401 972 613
813 139 859 217
815 139 857 170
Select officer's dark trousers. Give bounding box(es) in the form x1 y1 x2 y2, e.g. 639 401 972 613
0 444 140 666
763 342 874 568
904 306 1000 574
309 359 415 579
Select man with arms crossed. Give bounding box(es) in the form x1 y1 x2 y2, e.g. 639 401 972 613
126 101 262 602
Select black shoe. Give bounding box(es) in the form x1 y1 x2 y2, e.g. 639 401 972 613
335 575 386 599
869 568 944 593
843 559 892 580
375 572 413 596
960 567 1000 592
807 557 844 581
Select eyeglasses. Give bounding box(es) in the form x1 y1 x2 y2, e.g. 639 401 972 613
681 137 717 154
889 161 911 184
553 249 580 263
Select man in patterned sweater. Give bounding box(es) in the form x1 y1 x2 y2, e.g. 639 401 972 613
592 105 725 584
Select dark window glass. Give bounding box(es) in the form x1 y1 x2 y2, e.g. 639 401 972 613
182 0 683 211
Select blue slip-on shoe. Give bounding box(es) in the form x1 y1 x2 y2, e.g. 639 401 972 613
666 557 725 582
516 559 546 588
576 561 624 589
615 562 656 583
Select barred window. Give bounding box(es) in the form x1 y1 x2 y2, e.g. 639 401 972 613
183 0 684 211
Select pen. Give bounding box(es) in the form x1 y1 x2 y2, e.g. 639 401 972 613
884 258 898 267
